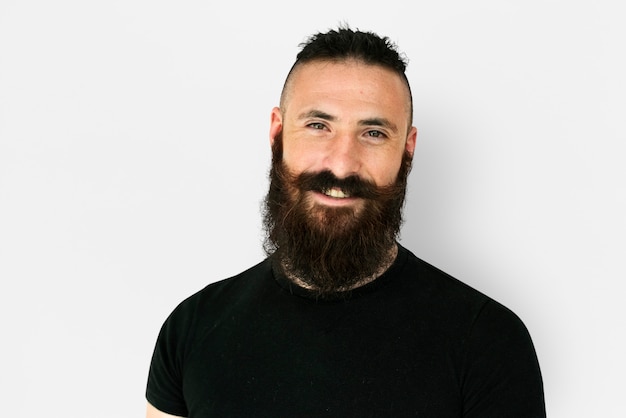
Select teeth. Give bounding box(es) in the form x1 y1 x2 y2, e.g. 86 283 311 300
323 188 350 198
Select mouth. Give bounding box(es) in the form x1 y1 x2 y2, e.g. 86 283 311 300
310 187 359 208
322 187 351 199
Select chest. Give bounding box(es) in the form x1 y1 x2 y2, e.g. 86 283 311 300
182 296 465 417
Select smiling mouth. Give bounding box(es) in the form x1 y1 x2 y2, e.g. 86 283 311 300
322 187 351 199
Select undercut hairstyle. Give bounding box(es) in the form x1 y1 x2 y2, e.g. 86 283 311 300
280 25 413 124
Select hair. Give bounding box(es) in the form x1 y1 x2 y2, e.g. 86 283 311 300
280 25 413 124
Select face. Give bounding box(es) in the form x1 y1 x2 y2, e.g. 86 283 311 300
263 60 417 296
270 60 417 213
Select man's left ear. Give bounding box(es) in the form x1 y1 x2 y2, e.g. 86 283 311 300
405 126 417 157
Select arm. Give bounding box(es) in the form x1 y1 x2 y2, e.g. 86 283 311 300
146 402 184 418
146 301 192 418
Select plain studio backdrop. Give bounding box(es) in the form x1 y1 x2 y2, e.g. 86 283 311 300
1 1 624 417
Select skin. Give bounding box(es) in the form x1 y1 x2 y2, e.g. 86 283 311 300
146 58 418 418
270 59 417 213
146 403 183 418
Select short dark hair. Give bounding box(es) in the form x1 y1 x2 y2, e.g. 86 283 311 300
295 26 408 74
281 25 413 123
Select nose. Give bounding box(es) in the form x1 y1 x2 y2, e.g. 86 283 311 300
323 132 362 179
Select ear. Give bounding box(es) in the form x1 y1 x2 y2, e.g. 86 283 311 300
405 126 417 157
269 107 283 147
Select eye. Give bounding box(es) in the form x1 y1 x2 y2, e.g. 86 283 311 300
307 122 326 130
366 130 386 139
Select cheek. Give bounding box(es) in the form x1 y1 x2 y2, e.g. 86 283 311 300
368 153 404 186
282 143 320 174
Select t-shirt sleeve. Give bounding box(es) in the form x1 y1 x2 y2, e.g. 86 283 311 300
146 304 191 417
461 300 546 418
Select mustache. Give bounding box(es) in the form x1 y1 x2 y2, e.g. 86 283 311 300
294 170 404 200
295 170 379 199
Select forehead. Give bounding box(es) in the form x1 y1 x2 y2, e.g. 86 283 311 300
282 60 412 123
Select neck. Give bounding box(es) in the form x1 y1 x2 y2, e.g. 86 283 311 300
282 243 398 292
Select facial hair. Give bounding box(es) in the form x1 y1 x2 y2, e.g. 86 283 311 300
263 133 412 297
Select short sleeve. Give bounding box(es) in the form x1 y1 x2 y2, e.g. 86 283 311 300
461 300 546 418
146 306 191 417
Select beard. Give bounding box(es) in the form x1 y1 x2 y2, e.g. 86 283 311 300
263 133 412 297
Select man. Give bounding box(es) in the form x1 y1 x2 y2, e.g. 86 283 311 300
146 26 545 417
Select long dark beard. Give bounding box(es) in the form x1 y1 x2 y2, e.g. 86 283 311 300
262 133 412 297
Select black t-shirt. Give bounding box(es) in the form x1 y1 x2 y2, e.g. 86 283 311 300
146 245 545 417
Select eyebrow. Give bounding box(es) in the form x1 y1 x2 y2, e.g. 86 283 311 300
297 110 399 133
358 117 399 134
297 110 335 121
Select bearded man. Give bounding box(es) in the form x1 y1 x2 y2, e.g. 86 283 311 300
146 26 545 418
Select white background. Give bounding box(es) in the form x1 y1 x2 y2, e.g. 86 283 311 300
1 1 624 417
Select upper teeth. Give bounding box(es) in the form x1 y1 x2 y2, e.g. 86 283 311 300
324 188 350 198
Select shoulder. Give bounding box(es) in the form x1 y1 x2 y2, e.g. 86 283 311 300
166 258 274 323
397 245 532 338
149 258 275 375
399 246 491 311
401 245 538 348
